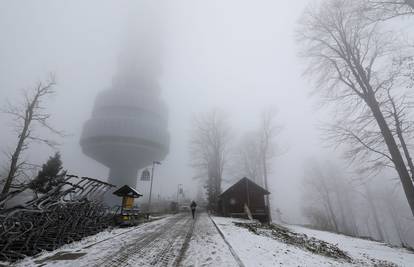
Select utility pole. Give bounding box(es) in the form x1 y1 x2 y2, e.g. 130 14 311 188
176 184 183 204
148 161 161 214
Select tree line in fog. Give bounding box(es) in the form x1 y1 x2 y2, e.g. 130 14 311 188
189 0 414 248
299 0 414 247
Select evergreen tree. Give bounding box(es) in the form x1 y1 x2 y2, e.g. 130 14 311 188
30 152 64 193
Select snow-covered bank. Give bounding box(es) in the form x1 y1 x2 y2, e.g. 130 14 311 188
212 216 414 267
288 224 414 267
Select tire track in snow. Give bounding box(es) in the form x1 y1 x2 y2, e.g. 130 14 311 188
173 214 196 266
92 213 194 267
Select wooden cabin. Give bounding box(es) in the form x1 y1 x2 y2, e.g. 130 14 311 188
218 177 270 223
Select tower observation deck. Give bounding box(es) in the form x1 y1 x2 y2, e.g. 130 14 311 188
80 4 169 205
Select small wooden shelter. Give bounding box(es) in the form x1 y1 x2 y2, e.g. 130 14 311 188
218 177 270 223
113 185 143 225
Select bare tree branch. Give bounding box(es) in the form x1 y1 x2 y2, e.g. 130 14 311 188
189 109 232 211
298 0 414 216
1 75 63 197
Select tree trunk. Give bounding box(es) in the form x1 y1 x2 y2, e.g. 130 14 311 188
349 206 359 236
343 189 359 236
386 200 406 245
365 215 373 238
394 119 414 182
348 201 359 236
1 112 31 195
325 196 339 232
365 185 386 241
336 193 350 234
262 156 272 223
365 94 414 216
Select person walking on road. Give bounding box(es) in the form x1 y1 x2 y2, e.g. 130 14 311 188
190 201 197 219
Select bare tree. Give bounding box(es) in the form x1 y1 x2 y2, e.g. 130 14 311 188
382 188 410 245
303 206 333 230
302 160 340 232
231 132 263 184
367 0 414 20
228 108 283 222
258 108 283 222
298 0 414 215
385 91 414 181
325 164 360 236
303 159 363 236
364 183 387 241
0 76 61 198
231 108 283 184
190 110 232 212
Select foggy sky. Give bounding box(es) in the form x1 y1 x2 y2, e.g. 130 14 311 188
0 0 335 222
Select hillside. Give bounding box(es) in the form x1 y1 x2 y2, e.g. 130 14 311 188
212 216 414 267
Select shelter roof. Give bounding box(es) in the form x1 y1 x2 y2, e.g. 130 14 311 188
113 185 143 198
219 177 270 198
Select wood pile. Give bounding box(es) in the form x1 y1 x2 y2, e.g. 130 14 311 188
0 175 115 262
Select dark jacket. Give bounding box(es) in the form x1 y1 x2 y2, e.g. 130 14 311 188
190 201 197 210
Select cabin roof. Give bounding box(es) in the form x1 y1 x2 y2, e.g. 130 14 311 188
219 177 270 198
113 185 143 198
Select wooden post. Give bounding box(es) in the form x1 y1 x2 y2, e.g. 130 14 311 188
246 179 250 207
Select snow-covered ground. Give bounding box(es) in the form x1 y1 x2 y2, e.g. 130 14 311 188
11 213 238 267
8 213 414 267
289 224 414 266
181 213 239 266
212 216 414 267
13 214 192 267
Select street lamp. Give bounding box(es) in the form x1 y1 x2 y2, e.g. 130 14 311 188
148 161 161 214
176 184 183 203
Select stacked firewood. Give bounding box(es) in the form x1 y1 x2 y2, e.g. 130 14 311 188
0 175 115 262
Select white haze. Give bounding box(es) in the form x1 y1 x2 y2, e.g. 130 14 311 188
0 0 349 223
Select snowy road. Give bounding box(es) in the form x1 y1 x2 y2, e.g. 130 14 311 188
17 212 241 267
181 213 240 266
17 214 194 267
92 213 193 267
12 213 414 266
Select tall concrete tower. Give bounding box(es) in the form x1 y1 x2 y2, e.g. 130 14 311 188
80 3 169 205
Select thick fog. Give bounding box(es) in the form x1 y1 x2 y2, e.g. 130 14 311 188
0 0 367 223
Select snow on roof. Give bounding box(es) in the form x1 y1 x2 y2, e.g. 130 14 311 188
219 177 270 198
112 185 143 198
